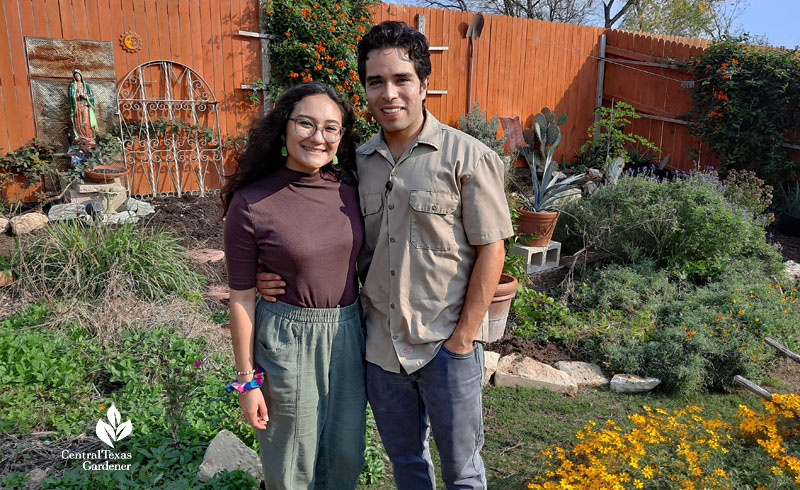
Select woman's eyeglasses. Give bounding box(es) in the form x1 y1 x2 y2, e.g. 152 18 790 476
289 117 344 143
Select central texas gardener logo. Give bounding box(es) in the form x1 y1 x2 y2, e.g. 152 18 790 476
96 403 133 448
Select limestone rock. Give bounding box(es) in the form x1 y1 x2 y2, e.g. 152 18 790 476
198 430 263 483
187 248 226 264
25 467 49 488
494 354 577 394
118 198 155 217
555 361 609 388
10 212 48 235
48 203 88 221
484 351 500 386
785 260 800 287
582 181 598 195
104 211 138 225
610 374 661 393
587 168 603 181
206 284 230 300
74 181 125 194
0 217 8 233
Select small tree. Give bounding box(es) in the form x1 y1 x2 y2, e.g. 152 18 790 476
580 101 660 171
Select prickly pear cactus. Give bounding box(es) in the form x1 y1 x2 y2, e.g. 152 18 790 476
522 107 567 172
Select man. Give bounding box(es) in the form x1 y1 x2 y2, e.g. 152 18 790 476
258 21 512 489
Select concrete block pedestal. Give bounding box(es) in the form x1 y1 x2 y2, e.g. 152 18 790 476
65 179 128 211
509 240 561 274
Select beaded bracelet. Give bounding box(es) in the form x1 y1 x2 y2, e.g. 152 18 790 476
225 366 265 393
234 368 257 376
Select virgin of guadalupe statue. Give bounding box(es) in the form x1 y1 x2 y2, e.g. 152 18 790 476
68 69 98 149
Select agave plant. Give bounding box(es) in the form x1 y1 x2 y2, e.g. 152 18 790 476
512 108 584 212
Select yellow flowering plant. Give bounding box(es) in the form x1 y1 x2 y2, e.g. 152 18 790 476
528 406 733 490
738 393 800 484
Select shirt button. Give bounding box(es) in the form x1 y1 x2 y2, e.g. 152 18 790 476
390 303 395 309
388 203 394 210
432 205 437 211
390 270 396 276
392 334 398 340
390 237 395 243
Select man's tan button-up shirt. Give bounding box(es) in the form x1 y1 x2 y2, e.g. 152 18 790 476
356 111 514 374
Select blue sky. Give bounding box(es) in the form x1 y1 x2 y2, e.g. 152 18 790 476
737 0 799 48
391 0 799 49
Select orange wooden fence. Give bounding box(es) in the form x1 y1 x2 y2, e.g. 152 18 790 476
373 3 716 172
0 1 740 202
0 0 263 200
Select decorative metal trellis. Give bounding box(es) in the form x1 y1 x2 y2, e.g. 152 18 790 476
116 61 224 197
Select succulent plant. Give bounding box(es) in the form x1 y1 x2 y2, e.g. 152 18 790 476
512 108 584 212
521 107 567 172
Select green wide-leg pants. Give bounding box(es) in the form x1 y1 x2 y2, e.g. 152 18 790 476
253 299 366 490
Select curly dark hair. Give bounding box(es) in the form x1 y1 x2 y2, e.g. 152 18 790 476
357 21 431 87
221 82 357 216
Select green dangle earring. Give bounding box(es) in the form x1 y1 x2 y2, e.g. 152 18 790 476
280 145 287 157
332 155 339 166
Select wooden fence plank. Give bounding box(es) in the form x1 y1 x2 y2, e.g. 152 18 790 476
155 0 171 62
30 0 48 37
70 0 88 40
95 0 111 41
44 0 61 38
0 0 26 150
19 0 37 38
85 0 101 40
5 0 36 143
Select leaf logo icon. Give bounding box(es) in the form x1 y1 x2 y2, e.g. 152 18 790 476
95 403 133 448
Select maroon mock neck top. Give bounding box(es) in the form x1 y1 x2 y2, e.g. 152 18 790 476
224 167 364 308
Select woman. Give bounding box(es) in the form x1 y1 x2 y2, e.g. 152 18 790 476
221 82 366 489
68 69 97 149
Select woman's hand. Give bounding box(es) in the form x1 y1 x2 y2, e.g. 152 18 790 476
239 388 269 429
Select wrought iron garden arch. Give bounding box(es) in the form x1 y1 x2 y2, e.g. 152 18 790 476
116 61 224 197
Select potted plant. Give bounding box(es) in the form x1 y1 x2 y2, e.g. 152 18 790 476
778 183 800 236
76 133 127 183
512 108 584 246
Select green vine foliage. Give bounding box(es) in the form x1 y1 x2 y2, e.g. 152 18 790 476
0 139 58 188
687 36 800 186
263 0 379 142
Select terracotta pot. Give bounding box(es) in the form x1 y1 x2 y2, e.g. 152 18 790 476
488 273 518 342
86 165 129 183
515 208 559 246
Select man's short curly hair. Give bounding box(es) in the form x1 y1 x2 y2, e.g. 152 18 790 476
357 21 431 87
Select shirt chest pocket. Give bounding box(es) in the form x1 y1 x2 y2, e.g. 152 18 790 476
360 193 384 251
409 190 459 251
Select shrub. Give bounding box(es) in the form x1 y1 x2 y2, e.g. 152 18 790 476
556 171 772 266
576 257 799 394
458 102 505 157
12 221 203 301
722 169 774 225
687 36 800 186
263 0 379 140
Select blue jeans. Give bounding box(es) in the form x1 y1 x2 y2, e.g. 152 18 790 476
367 342 486 489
